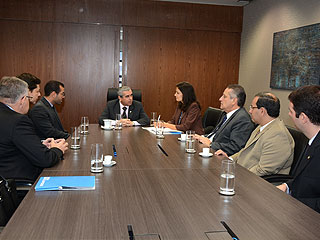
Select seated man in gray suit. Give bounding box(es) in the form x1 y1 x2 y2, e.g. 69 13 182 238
216 92 294 176
99 86 150 127
29 80 69 139
195 84 254 156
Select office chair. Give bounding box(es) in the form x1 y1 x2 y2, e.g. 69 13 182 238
262 125 308 185
202 107 224 134
107 88 142 102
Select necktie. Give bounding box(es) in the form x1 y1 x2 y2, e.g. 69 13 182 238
207 114 227 138
122 107 127 119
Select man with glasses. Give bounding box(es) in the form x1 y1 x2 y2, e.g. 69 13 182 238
98 86 150 127
29 80 69 139
216 92 294 176
0 76 68 181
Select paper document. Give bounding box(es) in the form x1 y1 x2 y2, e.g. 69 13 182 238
142 127 182 135
35 176 95 191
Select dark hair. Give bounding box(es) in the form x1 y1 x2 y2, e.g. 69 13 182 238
44 80 64 96
288 85 320 125
176 82 200 112
255 92 280 118
227 84 246 107
17 73 41 91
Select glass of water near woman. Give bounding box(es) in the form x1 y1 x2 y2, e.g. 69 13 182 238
185 130 196 153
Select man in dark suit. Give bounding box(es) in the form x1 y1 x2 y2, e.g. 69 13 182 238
195 84 254 156
0 76 68 181
29 80 69 139
277 85 320 213
98 86 150 126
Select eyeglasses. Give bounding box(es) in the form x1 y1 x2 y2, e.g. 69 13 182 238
24 96 33 101
249 105 258 110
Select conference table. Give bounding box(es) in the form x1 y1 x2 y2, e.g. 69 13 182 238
1 124 320 239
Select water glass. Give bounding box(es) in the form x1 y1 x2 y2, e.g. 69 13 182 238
90 143 104 173
219 160 235 195
185 130 196 153
150 112 157 126
115 113 122 130
80 116 89 134
70 127 80 149
155 120 164 139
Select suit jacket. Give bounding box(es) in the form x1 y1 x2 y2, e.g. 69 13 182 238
231 118 294 176
29 97 69 139
210 107 254 156
0 102 63 181
98 99 150 126
287 131 320 213
168 102 204 135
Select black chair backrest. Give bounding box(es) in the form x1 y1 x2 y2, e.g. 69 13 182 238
202 107 224 134
286 125 309 175
107 88 142 102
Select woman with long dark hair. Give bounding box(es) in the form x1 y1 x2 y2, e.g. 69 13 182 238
164 82 204 135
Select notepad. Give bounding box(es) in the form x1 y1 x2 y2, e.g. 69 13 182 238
35 176 95 191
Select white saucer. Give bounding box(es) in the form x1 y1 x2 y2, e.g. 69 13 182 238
199 152 213 157
103 160 116 167
178 138 186 142
101 126 114 130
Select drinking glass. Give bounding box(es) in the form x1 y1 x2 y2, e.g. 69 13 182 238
115 113 122 130
80 116 89 134
150 112 157 127
185 130 196 153
155 120 164 139
219 160 235 195
70 127 80 149
90 143 104 173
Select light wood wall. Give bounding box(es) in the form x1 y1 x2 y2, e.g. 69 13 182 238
0 0 242 129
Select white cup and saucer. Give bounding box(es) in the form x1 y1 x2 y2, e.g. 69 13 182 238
178 133 186 142
199 147 213 157
101 119 114 130
103 155 116 167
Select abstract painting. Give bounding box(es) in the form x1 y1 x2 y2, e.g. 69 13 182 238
270 23 320 90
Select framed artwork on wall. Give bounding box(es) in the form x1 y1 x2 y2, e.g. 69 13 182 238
270 23 320 90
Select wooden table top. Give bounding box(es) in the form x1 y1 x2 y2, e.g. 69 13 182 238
1 125 320 240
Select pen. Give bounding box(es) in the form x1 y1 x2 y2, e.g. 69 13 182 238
112 144 117 157
157 144 168 156
221 221 239 240
127 225 135 240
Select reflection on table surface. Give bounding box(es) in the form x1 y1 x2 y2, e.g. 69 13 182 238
1 124 320 240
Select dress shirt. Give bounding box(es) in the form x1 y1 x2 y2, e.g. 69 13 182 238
209 108 238 141
119 101 140 126
44 97 53 108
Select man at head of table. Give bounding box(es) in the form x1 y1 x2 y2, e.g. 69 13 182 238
98 86 150 127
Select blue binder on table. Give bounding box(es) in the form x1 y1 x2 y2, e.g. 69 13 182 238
35 176 95 191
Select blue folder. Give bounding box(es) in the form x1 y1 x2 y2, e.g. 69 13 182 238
35 176 95 191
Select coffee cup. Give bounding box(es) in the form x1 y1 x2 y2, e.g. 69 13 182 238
104 155 112 165
103 119 112 128
180 134 186 141
202 148 210 155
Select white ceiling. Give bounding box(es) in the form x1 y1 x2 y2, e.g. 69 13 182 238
156 0 251 6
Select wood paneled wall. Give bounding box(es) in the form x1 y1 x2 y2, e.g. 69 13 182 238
0 0 242 130
124 26 240 120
